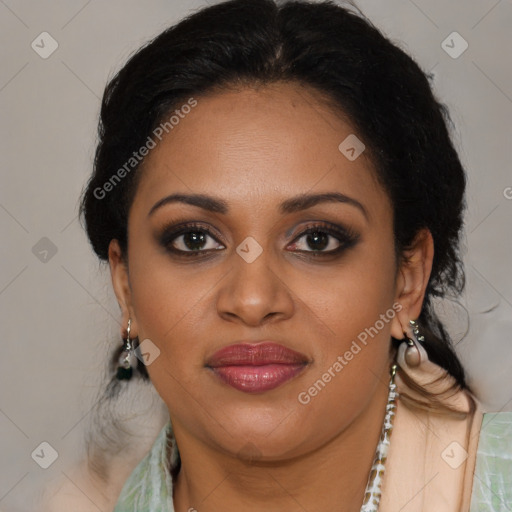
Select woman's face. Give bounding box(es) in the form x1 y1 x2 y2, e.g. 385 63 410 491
110 81 430 460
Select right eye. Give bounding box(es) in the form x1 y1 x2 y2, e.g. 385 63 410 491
159 222 226 257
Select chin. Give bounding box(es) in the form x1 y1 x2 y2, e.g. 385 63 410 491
214 406 313 456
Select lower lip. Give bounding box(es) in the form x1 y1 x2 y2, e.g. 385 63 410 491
209 363 306 393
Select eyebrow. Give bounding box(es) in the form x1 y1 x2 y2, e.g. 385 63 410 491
148 192 369 221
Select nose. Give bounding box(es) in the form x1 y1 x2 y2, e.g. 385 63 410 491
216 244 295 327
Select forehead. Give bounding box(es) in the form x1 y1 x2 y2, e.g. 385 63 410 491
132 82 390 222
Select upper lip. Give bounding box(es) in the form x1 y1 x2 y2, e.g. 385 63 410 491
205 341 309 367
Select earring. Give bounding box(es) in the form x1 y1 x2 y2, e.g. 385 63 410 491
116 318 136 380
403 319 424 367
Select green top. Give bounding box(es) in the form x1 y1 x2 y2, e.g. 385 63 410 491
469 412 512 510
113 412 512 511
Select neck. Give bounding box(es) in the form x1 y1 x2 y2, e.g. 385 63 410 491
172 377 390 512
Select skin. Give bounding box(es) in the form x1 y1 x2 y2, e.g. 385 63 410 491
109 81 434 512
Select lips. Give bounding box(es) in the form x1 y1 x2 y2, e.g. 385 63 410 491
205 341 309 393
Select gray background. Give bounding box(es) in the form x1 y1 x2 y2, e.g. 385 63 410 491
1 0 511 510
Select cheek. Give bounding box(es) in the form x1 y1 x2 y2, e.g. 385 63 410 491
300 233 397 352
292 293 396 449
293 236 397 402
127 250 213 376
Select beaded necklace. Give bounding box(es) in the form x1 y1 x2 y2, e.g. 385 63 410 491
360 364 399 511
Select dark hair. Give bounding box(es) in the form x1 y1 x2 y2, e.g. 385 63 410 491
79 0 471 401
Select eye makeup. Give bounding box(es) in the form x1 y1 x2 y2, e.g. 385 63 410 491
155 218 360 260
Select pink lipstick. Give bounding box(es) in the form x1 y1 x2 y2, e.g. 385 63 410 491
205 342 309 393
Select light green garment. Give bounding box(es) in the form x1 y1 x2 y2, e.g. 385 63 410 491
469 412 512 511
112 421 176 511
113 413 512 511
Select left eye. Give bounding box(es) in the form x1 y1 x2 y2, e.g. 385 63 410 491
288 228 343 253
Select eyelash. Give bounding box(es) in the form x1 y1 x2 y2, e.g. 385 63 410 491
158 221 359 259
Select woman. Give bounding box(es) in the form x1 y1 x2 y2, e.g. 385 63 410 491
67 0 512 510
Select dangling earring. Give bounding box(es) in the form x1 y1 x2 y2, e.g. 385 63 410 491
116 318 136 380
403 319 424 367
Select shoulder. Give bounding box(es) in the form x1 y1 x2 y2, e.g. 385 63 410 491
39 452 153 512
39 462 119 512
112 421 176 511
470 412 512 510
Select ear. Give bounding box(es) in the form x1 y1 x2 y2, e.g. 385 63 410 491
108 239 138 338
390 228 434 340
